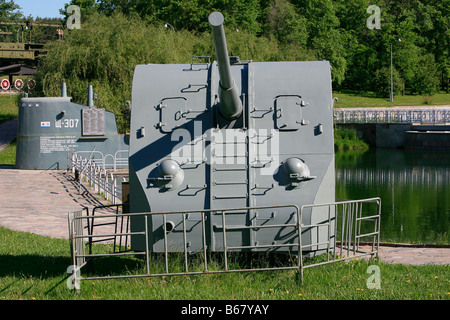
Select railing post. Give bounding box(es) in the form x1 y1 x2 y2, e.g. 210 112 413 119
297 206 303 284
222 211 228 271
144 215 150 275
201 212 208 272
163 214 169 274
183 213 188 273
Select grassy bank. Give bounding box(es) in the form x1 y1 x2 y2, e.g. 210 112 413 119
0 226 448 301
0 94 20 124
0 138 16 166
333 90 450 108
334 127 369 150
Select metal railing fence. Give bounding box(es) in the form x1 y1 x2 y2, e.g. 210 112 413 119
71 152 128 204
67 198 381 291
300 198 381 275
71 150 129 171
334 107 450 124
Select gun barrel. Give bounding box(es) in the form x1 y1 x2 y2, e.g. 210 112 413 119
209 12 243 120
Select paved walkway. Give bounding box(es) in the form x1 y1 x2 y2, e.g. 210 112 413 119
0 168 448 265
0 169 111 239
372 245 450 266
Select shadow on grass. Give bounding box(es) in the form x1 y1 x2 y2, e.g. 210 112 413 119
0 253 146 295
0 115 17 124
0 251 302 291
0 254 72 278
83 251 300 278
0 253 148 278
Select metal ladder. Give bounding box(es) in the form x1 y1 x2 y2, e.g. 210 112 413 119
209 128 251 250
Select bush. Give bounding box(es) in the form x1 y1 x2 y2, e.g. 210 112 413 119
409 53 440 96
372 66 404 99
334 127 368 150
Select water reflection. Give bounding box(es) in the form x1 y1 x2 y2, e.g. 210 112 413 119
335 149 450 244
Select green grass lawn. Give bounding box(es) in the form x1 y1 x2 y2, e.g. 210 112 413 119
0 226 448 301
0 138 16 166
0 94 19 166
0 91 448 302
333 90 450 108
0 94 21 124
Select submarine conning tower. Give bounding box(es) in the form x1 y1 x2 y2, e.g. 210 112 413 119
15 83 129 170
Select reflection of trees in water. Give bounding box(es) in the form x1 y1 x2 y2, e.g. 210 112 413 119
336 166 450 189
335 149 450 243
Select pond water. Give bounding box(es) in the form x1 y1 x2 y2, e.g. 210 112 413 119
335 148 450 244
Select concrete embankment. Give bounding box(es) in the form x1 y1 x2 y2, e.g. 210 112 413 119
338 123 450 150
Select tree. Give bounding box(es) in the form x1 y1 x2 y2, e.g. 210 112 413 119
0 0 23 42
36 0 449 97
373 66 404 98
290 0 348 86
416 0 450 92
35 13 288 113
0 0 21 20
261 0 308 46
93 0 262 33
375 0 444 95
61 0 99 22
410 53 440 95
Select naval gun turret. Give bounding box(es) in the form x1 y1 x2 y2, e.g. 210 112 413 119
128 12 336 255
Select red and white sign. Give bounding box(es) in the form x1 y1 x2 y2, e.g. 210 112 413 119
15 79 24 90
27 79 36 89
1 79 10 90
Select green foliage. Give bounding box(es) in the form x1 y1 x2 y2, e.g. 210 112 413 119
61 0 99 23
33 0 449 111
76 0 263 34
373 66 405 98
334 127 369 150
35 12 318 113
26 18 64 43
0 0 63 43
0 94 20 123
0 0 23 41
0 0 21 20
36 13 209 113
0 138 16 166
261 0 308 47
410 53 440 95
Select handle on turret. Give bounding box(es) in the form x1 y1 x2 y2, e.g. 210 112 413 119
209 12 243 121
